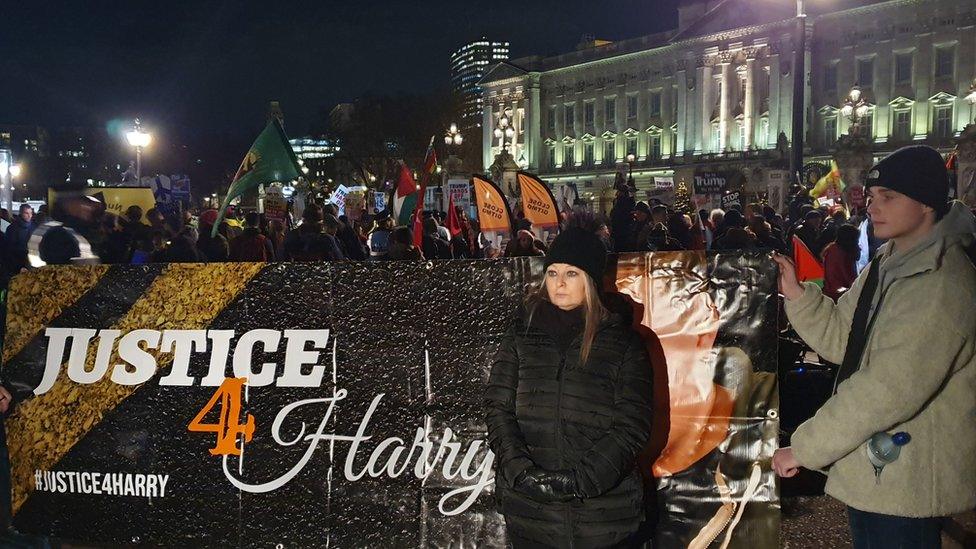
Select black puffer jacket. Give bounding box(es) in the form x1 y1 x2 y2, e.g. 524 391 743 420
486 302 653 548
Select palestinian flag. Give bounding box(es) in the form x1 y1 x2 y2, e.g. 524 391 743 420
394 163 419 226
793 235 824 287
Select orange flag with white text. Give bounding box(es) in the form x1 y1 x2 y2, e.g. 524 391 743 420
516 171 560 231
471 175 513 233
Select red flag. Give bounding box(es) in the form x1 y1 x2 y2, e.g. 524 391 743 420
412 136 438 249
446 196 462 237
412 210 425 249
792 235 824 285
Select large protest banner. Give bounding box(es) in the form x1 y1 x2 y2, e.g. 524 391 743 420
2 253 778 547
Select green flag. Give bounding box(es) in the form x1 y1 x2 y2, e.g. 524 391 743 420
212 119 303 236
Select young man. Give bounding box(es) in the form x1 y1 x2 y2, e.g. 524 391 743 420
772 145 976 548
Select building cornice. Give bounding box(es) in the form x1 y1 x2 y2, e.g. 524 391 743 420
482 0 934 86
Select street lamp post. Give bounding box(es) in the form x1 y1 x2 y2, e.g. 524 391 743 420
445 122 464 152
841 87 870 136
493 107 515 153
626 153 636 188
790 0 807 185
126 118 152 182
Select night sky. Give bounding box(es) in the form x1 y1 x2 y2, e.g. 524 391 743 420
2 0 679 153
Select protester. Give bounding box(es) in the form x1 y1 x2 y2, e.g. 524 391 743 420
196 209 229 263
421 217 453 260
4 204 35 274
631 201 653 251
228 212 273 262
646 223 683 251
153 227 203 263
387 226 424 260
367 213 394 260
772 145 976 548
609 186 636 252
283 204 344 261
486 221 653 548
504 229 544 257
337 215 368 260
96 213 129 264
792 209 825 256
267 219 287 261
749 215 788 254
122 205 153 262
820 224 860 300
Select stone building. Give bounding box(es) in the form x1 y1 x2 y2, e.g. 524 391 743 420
479 0 976 212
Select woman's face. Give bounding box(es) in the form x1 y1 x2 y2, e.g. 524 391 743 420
545 263 587 310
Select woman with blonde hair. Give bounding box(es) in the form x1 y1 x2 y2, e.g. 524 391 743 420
486 224 654 548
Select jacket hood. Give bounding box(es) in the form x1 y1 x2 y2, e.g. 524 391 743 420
880 200 975 280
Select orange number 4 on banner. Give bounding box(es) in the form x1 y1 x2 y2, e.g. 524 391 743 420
188 377 256 456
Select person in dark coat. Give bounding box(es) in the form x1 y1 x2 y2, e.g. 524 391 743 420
283 205 344 261
609 187 636 252
228 212 273 262
486 225 654 548
196 209 229 263
4 204 35 274
421 217 453 260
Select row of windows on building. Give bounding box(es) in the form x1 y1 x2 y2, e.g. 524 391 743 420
546 136 663 171
548 92 666 133
821 102 958 149
542 114 775 171
822 45 957 95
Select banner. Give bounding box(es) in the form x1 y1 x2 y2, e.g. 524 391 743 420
150 175 192 216
721 191 742 209
373 191 387 214
693 171 729 195
330 185 349 216
446 180 471 213
3 254 778 548
654 176 674 189
766 169 790 214
555 182 579 212
345 190 365 221
48 187 155 225
515 172 560 230
263 186 287 222
471 175 513 233
615 251 779 547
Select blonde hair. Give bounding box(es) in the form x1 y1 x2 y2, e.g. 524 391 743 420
526 267 609 365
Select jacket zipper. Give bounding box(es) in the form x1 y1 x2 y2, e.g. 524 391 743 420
555 349 575 548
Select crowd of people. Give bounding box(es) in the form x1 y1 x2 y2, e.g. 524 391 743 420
0 168 934 336
0 173 960 309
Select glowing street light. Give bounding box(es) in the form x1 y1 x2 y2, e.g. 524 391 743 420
841 87 870 135
125 118 152 181
445 122 463 148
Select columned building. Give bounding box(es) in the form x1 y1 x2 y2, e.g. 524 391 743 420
479 0 976 211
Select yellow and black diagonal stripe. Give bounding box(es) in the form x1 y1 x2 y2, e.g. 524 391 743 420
3 262 264 515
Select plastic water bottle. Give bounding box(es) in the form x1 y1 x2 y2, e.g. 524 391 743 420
866 431 911 483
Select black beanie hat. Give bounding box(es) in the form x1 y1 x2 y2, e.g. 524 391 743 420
544 227 607 285
865 145 950 215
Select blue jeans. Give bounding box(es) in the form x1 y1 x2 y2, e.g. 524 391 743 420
848 506 943 549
